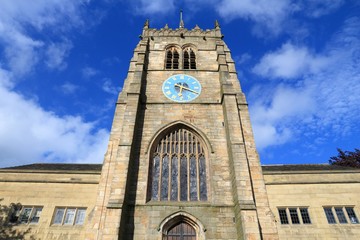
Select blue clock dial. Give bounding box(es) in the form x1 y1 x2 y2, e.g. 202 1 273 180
162 74 201 102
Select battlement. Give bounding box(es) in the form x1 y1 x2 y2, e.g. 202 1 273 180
141 20 223 38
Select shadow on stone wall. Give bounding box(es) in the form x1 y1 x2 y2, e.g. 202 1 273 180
0 199 36 240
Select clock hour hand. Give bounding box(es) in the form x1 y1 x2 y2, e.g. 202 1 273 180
174 83 184 96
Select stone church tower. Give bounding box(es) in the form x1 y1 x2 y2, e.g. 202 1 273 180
86 19 279 240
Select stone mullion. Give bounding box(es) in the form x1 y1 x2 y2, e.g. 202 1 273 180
196 140 200 201
158 140 164 201
168 132 173 201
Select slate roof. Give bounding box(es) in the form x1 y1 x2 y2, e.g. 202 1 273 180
1 163 358 172
2 163 102 172
262 164 358 172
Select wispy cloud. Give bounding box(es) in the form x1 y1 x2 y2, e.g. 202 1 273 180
131 0 176 15
82 67 99 79
102 78 119 95
249 17 360 150
0 0 87 78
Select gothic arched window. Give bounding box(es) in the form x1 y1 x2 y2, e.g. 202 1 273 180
165 47 180 69
183 48 196 70
150 127 207 201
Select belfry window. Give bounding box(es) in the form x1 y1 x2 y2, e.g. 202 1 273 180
150 127 207 201
183 48 196 70
165 47 179 69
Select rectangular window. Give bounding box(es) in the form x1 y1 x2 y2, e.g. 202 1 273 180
289 208 300 224
278 208 289 224
278 207 311 225
52 207 86 226
11 206 43 224
335 207 348 224
324 207 336 224
300 208 311 224
346 207 359 224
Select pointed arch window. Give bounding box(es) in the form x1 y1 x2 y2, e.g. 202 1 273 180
183 48 196 70
150 128 207 201
165 47 179 69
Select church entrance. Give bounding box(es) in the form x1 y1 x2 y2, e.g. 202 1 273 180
165 221 196 240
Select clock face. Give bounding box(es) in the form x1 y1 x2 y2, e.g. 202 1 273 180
162 74 201 102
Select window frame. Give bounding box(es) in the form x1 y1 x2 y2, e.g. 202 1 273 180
324 206 359 224
10 205 43 225
277 207 311 225
52 207 87 226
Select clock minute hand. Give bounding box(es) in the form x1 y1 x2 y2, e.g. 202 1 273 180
179 85 199 95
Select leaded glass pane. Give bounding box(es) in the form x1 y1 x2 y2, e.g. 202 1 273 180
324 207 336 224
335 207 347 224
161 155 169 200
190 156 197 201
64 208 76 225
199 155 207 201
75 209 86 225
152 155 160 200
289 208 300 224
180 156 188 201
170 156 178 201
30 207 42 223
53 208 65 224
19 208 32 223
346 207 359 224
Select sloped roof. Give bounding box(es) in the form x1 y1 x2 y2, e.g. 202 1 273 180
2 163 102 172
262 164 358 172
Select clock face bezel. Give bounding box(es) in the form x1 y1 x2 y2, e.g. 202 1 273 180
162 74 202 103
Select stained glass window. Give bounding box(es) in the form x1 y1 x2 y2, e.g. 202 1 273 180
150 127 207 201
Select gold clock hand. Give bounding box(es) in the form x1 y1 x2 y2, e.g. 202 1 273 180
175 83 184 96
180 85 199 94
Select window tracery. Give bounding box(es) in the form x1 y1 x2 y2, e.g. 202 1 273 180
150 127 207 202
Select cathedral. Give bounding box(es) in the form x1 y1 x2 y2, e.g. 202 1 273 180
1 20 360 240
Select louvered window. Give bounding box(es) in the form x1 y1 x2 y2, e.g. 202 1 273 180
165 47 179 69
183 48 196 70
150 128 207 201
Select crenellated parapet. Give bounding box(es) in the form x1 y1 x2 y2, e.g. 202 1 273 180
141 20 223 38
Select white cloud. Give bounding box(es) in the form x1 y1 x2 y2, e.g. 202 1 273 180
0 83 108 168
60 82 79 95
0 0 87 78
250 17 360 150
252 43 331 79
45 41 73 70
301 0 344 18
82 67 99 79
102 78 119 95
132 0 176 15
217 0 292 35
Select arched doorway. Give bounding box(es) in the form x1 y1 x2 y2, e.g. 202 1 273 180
165 221 196 240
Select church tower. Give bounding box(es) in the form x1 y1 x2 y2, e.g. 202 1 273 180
86 19 279 240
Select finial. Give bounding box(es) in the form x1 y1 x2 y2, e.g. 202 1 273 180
179 9 184 28
164 23 169 29
194 24 200 30
144 19 149 29
215 20 220 29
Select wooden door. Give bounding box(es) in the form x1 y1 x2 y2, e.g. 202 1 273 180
165 222 196 240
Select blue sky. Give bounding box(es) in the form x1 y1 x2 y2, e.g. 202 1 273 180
0 0 359 168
